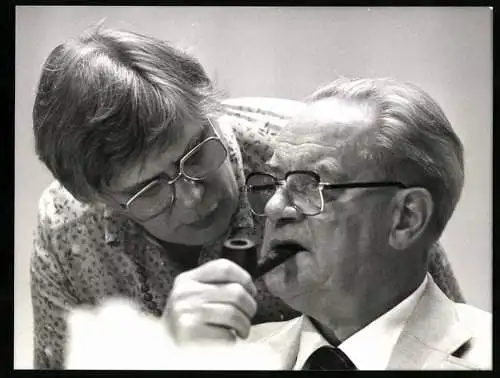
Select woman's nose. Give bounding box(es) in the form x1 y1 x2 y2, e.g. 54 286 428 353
175 178 204 209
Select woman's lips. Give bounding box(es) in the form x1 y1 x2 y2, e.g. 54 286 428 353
185 203 221 229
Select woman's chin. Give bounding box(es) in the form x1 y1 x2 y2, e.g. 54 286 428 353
155 220 229 246
145 197 237 246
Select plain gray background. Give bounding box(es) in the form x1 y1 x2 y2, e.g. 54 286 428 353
15 6 492 369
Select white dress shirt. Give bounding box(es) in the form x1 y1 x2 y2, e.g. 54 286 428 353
293 275 428 370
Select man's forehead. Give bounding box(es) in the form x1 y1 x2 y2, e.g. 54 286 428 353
277 97 374 146
269 98 373 175
269 145 344 178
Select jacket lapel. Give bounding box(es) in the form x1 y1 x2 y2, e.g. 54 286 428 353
245 317 304 369
388 274 473 369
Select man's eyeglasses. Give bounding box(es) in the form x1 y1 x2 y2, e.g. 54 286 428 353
245 171 408 217
120 119 228 221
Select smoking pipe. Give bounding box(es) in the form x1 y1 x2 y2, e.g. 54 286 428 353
222 237 301 280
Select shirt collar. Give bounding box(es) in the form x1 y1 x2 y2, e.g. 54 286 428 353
293 316 331 370
294 275 428 370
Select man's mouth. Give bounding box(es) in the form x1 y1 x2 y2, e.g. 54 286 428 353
267 240 309 263
253 240 307 278
269 240 308 254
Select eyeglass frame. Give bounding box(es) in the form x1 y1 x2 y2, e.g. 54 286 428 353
118 118 228 220
245 170 409 217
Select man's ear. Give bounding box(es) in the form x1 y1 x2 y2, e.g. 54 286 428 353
388 188 434 250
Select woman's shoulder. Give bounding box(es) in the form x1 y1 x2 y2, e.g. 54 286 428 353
36 180 118 253
221 97 305 119
217 98 304 174
38 181 101 223
219 98 304 138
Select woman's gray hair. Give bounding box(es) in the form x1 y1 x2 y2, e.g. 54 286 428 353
33 25 221 203
307 77 464 239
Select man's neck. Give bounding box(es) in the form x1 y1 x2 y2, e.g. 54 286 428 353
309 267 427 345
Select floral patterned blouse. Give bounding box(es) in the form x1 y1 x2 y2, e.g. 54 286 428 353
31 100 464 369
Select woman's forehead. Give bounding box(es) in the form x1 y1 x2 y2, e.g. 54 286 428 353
106 120 204 193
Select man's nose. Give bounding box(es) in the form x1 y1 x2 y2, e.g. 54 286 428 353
265 188 303 225
175 178 204 209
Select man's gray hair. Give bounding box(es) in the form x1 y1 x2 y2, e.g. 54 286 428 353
307 77 464 239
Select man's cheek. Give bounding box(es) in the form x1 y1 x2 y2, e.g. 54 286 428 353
308 217 338 249
261 224 275 257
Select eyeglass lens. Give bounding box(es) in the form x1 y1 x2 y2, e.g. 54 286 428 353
182 138 227 180
128 181 174 221
247 173 322 216
129 138 227 221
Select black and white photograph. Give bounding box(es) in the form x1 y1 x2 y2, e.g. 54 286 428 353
15 6 492 370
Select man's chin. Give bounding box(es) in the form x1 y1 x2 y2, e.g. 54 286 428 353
264 273 311 304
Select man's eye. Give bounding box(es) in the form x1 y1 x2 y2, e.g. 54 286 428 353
323 188 344 202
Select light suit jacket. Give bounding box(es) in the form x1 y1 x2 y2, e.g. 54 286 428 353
243 275 491 370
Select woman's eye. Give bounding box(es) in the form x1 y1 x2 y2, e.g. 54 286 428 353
186 138 203 154
185 148 205 167
140 182 164 198
185 128 208 153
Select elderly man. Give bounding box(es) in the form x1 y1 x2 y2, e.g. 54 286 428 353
166 78 491 370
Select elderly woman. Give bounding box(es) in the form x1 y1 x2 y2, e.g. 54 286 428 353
31 26 464 369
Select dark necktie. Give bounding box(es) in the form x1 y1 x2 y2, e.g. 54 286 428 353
302 346 357 370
